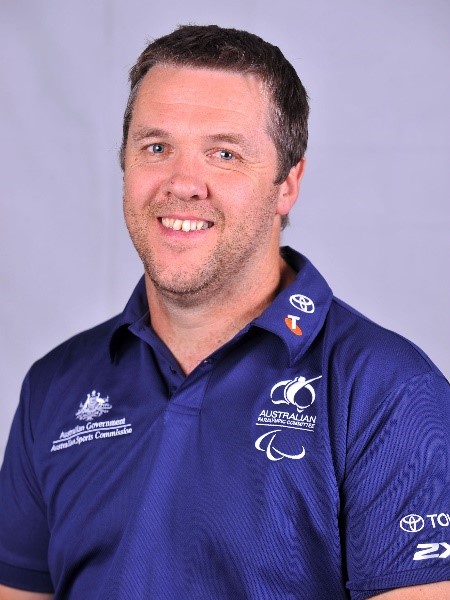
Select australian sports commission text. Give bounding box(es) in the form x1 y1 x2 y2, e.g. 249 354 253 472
51 424 132 452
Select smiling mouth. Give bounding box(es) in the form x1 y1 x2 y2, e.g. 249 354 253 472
160 217 213 232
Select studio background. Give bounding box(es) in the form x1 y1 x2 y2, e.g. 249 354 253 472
1 0 449 460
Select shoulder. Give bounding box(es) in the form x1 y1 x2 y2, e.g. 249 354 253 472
323 298 449 475
324 297 444 390
23 315 121 418
31 314 120 375
27 275 148 381
322 297 448 457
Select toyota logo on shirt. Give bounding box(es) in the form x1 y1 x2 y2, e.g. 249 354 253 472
289 294 315 314
400 514 425 533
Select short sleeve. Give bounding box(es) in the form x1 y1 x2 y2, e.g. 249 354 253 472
343 371 450 599
0 372 54 592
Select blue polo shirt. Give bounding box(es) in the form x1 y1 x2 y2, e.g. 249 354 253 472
0 248 449 599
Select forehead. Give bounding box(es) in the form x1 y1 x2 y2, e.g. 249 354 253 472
130 66 271 136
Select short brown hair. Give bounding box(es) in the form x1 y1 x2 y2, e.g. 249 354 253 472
122 25 308 174
121 25 309 226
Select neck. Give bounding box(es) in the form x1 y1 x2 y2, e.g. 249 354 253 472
145 253 296 375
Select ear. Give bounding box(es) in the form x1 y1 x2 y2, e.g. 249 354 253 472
276 158 306 216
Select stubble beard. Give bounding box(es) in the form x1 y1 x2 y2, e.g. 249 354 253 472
144 248 223 303
125 190 280 307
136 230 245 308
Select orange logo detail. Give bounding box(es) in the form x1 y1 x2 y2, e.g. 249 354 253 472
285 315 303 336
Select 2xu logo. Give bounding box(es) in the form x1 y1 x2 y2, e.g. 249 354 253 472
413 542 450 561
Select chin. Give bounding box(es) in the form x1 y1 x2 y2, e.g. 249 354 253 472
145 264 215 298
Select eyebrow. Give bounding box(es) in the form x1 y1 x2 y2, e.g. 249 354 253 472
205 133 250 148
130 127 170 142
130 128 253 153
207 133 258 156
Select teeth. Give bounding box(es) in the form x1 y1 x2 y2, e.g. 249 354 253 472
161 217 211 231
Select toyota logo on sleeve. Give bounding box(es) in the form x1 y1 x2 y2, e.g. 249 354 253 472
400 514 425 533
289 294 315 314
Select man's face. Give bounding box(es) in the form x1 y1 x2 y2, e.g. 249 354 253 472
123 66 295 302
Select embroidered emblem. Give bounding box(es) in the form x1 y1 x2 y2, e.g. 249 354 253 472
255 429 306 462
270 375 322 412
75 390 112 421
255 373 322 436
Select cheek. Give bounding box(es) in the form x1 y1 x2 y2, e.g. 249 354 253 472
122 195 139 235
123 173 141 207
123 183 149 233
215 174 262 208
124 167 162 204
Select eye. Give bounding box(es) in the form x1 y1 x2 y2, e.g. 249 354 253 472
219 150 234 161
148 143 165 154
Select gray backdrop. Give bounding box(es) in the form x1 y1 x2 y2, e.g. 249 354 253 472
1 0 449 460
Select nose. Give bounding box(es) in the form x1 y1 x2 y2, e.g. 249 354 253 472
162 156 208 201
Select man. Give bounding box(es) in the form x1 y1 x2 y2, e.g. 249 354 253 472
0 24 449 600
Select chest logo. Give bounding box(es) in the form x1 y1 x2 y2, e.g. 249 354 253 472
51 390 132 453
255 429 306 462
75 390 112 421
254 374 322 460
271 375 321 413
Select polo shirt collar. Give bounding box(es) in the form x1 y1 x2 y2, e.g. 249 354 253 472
109 247 333 365
109 276 148 361
252 247 333 364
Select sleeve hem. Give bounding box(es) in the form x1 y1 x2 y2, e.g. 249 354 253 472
0 559 54 593
347 564 450 598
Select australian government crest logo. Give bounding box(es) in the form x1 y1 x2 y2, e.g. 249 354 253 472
254 374 321 461
76 390 112 421
50 390 132 453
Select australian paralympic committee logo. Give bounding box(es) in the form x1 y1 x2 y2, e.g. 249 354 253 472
255 429 305 462
254 374 322 461
271 375 321 413
50 390 132 453
256 374 321 432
